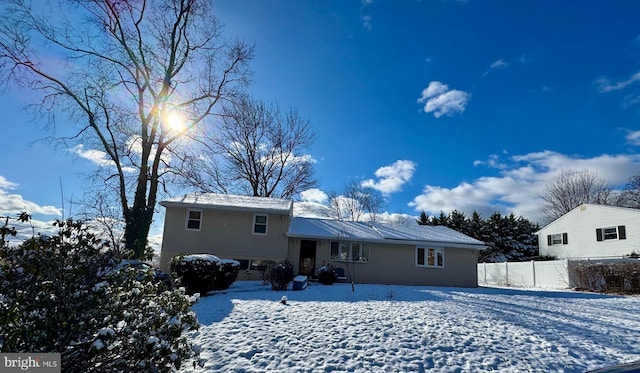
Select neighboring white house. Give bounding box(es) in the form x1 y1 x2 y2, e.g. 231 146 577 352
537 204 640 259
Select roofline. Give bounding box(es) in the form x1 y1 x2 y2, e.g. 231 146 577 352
535 203 640 233
286 232 487 250
159 200 293 215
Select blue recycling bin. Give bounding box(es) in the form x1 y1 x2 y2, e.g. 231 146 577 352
292 275 308 290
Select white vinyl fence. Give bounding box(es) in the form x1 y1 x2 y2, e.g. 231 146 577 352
478 260 571 289
478 258 639 289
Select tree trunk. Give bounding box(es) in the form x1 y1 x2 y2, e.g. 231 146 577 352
124 205 153 260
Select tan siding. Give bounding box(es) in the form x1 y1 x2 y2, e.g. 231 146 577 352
289 239 478 287
159 206 289 272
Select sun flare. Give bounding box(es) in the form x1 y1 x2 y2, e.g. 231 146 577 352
164 112 186 132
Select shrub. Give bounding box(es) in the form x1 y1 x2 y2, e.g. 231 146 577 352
318 265 337 285
253 259 276 285
570 260 640 294
270 260 294 290
0 216 200 371
170 254 240 295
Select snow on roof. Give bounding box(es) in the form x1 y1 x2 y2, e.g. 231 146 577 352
288 217 383 241
292 201 334 219
369 222 485 246
289 217 485 248
180 254 221 263
160 193 293 213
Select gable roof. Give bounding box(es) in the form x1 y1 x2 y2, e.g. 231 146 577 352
536 203 640 233
159 193 293 214
288 217 485 249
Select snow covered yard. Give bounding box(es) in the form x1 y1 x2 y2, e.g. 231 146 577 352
184 282 640 372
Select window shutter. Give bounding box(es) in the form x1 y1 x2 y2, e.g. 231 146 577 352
618 225 626 240
562 233 568 245
547 235 552 246
596 228 603 242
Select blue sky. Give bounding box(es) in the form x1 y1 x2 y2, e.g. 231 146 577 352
2 0 640 238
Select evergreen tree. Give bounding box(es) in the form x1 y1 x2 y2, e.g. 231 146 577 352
420 209 539 262
417 210 429 225
448 210 467 235
437 211 449 226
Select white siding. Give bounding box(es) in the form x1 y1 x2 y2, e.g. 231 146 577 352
538 204 640 259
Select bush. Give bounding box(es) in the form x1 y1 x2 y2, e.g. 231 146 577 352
170 254 240 295
253 259 275 285
570 260 640 294
0 216 200 371
318 265 337 285
270 260 294 290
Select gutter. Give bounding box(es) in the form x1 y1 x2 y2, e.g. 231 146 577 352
286 231 487 251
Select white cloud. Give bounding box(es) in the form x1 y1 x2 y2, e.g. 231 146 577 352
626 130 640 146
473 154 508 169
622 94 640 109
483 59 510 76
361 160 416 195
0 175 62 242
417 81 470 118
0 178 61 217
261 151 316 166
300 188 328 204
71 139 158 173
72 144 114 167
361 0 372 29
0 176 18 190
597 71 640 93
362 14 372 30
409 151 640 223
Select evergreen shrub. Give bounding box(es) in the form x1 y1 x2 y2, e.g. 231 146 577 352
170 254 240 295
318 265 337 285
0 216 201 371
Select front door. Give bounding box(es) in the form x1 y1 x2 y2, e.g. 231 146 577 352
299 240 317 276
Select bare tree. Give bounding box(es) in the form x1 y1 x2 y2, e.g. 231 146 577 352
187 95 317 198
77 192 127 255
328 182 385 222
0 0 252 258
540 169 613 223
617 175 640 209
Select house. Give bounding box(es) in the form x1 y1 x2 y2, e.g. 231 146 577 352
159 193 293 275
159 193 487 287
537 203 640 259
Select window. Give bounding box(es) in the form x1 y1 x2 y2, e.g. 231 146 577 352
185 209 202 230
596 226 626 241
253 214 268 235
234 259 262 271
330 241 369 262
547 233 568 246
603 227 617 240
416 247 444 268
235 259 251 270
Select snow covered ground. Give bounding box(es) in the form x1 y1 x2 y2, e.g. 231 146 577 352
185 281 640 372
